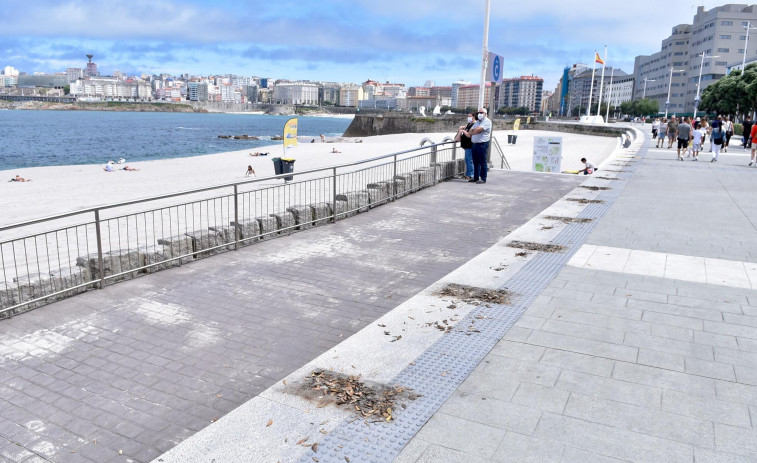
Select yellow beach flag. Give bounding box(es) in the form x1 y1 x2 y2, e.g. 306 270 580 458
283 117 298 150
513 118 521 131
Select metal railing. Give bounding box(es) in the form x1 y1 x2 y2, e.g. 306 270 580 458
0 140 463 318
490 136 511 170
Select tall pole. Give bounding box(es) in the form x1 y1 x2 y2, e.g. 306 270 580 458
694 53 719 120
665 67 674 120
587 56 597 117
478 0 491 109
642 78 655 99
744 21 754 71
606 68 614 123
597 46 607 120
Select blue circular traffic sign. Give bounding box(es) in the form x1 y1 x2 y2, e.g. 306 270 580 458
492 56 501 82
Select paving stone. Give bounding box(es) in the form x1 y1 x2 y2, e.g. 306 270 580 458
561 446 626 463
637 348 685 372
481 354 561 387
440 390 542 434
510 382 570 413
714 423 757 458
564 393 714 449
624 331 714 361
492 432 564 463
534 412 694 463
527 330 638 362
662 389 751 428
612 362 717 398
556 369 662 408
412 413 506 460
684 357 736 381
539 349 614 377
488 340 545 362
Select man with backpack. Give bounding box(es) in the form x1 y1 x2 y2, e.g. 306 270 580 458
711 117 725 162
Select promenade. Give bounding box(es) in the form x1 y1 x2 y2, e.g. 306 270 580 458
0 161 582 462
157 129 757 463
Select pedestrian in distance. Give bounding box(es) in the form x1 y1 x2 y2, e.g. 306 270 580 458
723 116 734 152
652 118 659 139
455 113 476 180
667 117 679 149
656 118 667 148
711 122 725 162
744 118 753 149
578 158 597 175
692 124 705 161
676 117 693 161
468 108 492 184
749 122 757 166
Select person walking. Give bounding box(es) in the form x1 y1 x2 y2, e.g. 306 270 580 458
667 117 679 149
656 118 667 148
692 123 705 161
468 108 492 184
456 113 476 180
652 118 659 140
723 116 734 152
744 118 753 149
676 117 692 161
711 122 725 162
749 122 757 165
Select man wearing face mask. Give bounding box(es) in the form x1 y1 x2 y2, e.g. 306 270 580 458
467 107 492 184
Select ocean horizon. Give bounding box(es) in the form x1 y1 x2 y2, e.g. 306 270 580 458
0 110 352 171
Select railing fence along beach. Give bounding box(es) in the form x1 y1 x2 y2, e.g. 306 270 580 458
0 140 467 318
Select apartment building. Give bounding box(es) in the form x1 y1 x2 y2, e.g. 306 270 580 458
498 76 544 112
633 4 757 114
456 83 492 110
272 81 319 105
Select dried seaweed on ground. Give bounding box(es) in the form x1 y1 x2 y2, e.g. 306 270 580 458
540 225 554 230
602 169 624 173
543 216 593 224
515 251 530 257
579 186 611 191
566 198 604 204
435 283 514 305
507 240 566 253
594 176 620 180
301 370 418 422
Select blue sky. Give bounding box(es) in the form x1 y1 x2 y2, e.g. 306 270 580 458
0 0 726 90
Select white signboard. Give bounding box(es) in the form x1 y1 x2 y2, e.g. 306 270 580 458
533 136 563 173
485 52 504 83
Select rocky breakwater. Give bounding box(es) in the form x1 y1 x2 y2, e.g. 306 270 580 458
0 100 203 112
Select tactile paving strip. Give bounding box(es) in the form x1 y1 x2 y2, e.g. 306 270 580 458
301 140 646 463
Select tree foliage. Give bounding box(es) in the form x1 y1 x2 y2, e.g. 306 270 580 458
620 98 658 117
700 64 757 119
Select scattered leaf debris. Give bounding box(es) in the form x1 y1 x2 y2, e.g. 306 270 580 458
507 240 566 253
390 335 402 342
579 186 611 191
515 251 530 257
435 283 514 305
311 443 319 452
602 169 624 173
543 216 593 224
566 198 605 204
266 419 273 427
540 225 554 230
300 370 419 422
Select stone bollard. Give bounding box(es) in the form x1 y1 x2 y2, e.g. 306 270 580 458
335 191 370 218
366 182 391 207
286 205 315 230
208 226 237 250
76 250 145 282
456 158 466 176
185 229 227 258
50 266 92 293
394 173 415 195
0 286 18 315
229 219 262 244
414 167 435 188
256 216 278 239
434 161 456 180
157 235 195 265
309 202 333 225
270 211 296 235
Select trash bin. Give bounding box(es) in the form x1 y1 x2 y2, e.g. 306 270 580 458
512 135 518 145
281 158 295 181
272 157 283 176
507 134 513 144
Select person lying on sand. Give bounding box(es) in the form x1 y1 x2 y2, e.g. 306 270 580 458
250 152 270 157
10 174 31 182
332 148 341 153
104 163 115 172
122 166 140 171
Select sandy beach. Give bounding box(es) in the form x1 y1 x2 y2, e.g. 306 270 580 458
2 129 618 228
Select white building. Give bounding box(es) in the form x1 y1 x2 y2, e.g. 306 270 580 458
272 81 319 105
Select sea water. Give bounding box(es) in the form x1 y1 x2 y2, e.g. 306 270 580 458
0 110 352 170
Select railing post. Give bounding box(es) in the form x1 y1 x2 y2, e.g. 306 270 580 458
233 184 239 250
392 154 398 200
332 167 338 222
431 145 438 185
94 209 106 289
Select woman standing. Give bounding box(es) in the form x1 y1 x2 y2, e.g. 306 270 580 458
723 116 734 153
456 113 476 180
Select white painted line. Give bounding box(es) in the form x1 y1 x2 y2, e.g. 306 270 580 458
704 258 751 289
623 249 666 278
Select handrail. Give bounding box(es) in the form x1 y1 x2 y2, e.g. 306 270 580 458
491 136 510 170
0 140 457 233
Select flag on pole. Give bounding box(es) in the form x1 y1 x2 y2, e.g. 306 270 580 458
595 52 604 65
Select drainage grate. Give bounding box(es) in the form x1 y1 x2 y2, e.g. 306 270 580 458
301 140 645 463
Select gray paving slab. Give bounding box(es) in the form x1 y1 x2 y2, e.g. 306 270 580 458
396 133 757 462
0 170 581 463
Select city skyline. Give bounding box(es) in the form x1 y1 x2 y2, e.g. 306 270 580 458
1 0 731 88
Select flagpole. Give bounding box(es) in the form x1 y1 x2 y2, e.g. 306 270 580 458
478 0 491 109
605 68 614 123
587 53 597 117
597 45 607 121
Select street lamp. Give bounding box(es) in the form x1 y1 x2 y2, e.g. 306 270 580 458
642 77 656 99
693 52 719 120
743 22 757 71
665 67 686 120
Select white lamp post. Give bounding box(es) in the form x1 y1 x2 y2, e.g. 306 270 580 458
642 77 655 99
665 67 686 120
694 52 719 120
743 22 757 71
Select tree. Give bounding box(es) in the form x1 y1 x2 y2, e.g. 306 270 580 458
620 98 658 117
700 63 757 120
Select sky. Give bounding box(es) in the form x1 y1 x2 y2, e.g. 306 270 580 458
0 0 730 91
